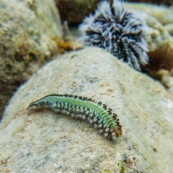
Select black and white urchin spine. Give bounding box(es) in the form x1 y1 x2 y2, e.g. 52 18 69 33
79 0 148 71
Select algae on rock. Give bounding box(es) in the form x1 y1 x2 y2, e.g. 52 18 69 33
0 0 62 57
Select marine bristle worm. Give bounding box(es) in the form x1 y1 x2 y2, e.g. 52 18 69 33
79 0 149 71
28 94 122 141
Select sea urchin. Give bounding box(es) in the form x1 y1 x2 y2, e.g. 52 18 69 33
79 0 149 71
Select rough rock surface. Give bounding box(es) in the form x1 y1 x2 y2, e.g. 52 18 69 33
55 0 100 25
0 0 62 119
0 47 173 173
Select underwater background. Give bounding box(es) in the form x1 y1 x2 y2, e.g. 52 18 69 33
0 0 173 172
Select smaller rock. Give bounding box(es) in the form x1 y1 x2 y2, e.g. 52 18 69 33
125 3 173 25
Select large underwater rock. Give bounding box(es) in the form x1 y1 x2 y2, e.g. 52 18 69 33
0 47 173 172
0 0 62 118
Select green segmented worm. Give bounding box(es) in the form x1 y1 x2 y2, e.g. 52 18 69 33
27 94 122 140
